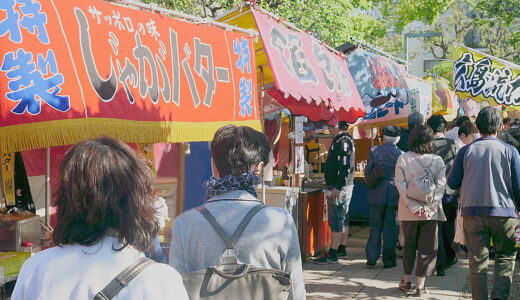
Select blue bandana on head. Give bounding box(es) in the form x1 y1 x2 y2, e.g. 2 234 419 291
204 171 261 200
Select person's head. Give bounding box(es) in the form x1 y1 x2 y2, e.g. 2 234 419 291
53 137 157 252
408 124 434 154
328 121 348 136
458 120 478 145
211 125 270 178
476 106 503 136
455 116 470 127
407 112 424 130
381 125 401 145
503 117 513 130
338 121 349 131
426 115 448 134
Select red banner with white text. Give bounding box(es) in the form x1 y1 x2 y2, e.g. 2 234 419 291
251 8 364 124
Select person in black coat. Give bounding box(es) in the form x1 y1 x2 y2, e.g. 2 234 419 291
315 121 355 264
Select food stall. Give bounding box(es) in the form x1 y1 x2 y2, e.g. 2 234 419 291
215 3 366 259
0 0 260 291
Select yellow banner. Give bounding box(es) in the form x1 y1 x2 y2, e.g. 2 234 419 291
452 43 520 110
138 144 156 175
424 76 454 115
1 153 15 206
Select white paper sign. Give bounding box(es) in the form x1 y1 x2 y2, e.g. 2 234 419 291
295 146 305 174
295 116 306 144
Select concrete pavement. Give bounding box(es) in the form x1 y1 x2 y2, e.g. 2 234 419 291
303 225 472 299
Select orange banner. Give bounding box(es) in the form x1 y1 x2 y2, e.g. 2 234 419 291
0 0 260 153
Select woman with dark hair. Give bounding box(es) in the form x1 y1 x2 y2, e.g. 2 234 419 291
170 125 306 299
395 125 447 297
12 137 188 300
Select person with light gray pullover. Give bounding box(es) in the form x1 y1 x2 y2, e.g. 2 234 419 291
395 125 447 297
170 125 306 300
448 107 520 300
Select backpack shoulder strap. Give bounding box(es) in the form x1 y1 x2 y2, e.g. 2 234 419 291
94 257 155 300
375 146 384 163
230 204 265 244
197 204 266 248
415 156 427 170
196 206 234 249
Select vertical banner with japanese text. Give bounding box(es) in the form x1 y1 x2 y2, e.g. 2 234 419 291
452 43 520 110
0 0 260 153
1 153 15 206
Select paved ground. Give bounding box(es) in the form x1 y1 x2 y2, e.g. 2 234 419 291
302 225 519 299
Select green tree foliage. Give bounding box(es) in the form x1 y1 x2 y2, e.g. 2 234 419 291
140 0 199 15
429 61 454 88
474 0 520 63
420 0 519 85
475 0 520 26
377 0 455 32
139 0 450 49
217 0 388 46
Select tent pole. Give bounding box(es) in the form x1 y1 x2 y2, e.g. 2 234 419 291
260 66 266 203
176 143 186 216
45 147 51 226
259 66 265 133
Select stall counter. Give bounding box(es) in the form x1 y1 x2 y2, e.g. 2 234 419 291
256 185 330 260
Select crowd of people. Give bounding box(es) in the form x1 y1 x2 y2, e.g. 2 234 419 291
359 108 519 299
8 107 519 300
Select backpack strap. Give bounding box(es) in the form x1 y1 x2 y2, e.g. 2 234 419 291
374 146 383 164
196 206 234 249
230 204 266 244
197 204 265 264
197 204 266 248
94 257 155 300
416 156 434 170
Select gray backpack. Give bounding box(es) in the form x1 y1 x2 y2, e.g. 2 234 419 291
406 158 436 203
181 204 292 300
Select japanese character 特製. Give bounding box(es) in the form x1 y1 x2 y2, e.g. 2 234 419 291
1 49 70 114
18 0 49 44
0 0 22 43
233 37 251 74
239 77 253 117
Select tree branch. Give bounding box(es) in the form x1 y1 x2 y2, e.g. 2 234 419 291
456 20 475 35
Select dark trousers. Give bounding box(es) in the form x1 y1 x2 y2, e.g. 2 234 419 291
365 204 398 265
402 220 438 277
437 194 458 271
464 216 517 300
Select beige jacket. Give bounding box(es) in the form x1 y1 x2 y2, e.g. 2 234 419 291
395 152 447 222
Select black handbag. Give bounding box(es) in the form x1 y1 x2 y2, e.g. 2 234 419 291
365 148 386 189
